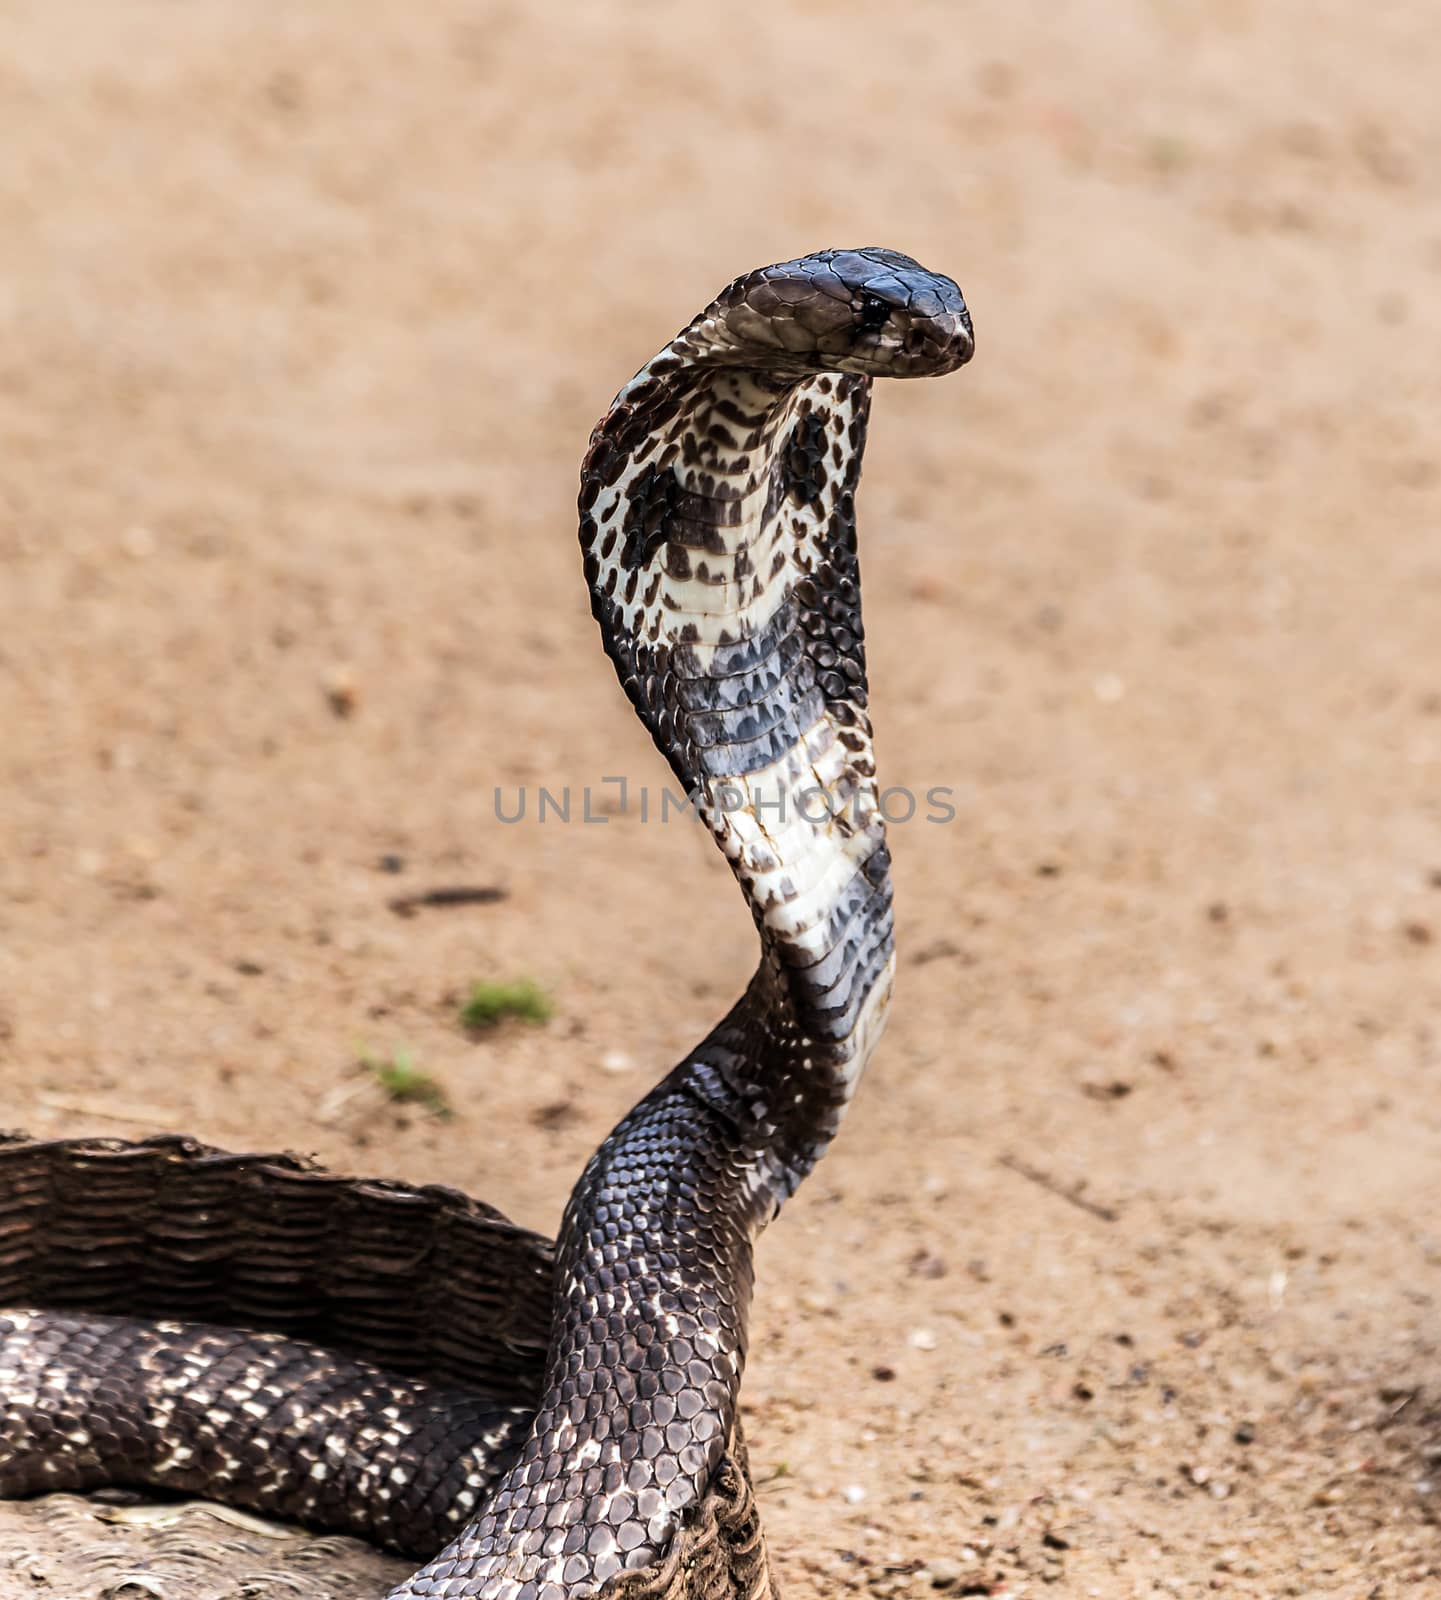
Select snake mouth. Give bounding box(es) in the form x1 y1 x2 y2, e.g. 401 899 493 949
839 308 975 379
906 308 976 374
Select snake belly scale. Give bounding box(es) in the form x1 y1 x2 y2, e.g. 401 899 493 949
0 248 973 1599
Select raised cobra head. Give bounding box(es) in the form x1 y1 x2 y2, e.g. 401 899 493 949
672 248 974 378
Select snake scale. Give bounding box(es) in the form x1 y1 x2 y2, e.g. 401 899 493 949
0 248 973 1598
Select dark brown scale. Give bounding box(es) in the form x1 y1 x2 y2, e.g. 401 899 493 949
619 463 683 572
780 413 829 505
666 515 729 553
588 440 626 489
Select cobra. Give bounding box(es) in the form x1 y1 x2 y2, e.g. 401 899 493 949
0 247 973 1599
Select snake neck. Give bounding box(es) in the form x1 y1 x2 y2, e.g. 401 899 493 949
580 353 894 1206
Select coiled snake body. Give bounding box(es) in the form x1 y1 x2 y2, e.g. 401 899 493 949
0 249 973 1598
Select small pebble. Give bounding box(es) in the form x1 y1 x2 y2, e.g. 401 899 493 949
908 1328 938 1351
598 1049 636 1075
1093 672 1125 703
322 667 359 718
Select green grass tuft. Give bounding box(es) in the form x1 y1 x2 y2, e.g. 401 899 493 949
365 1048 454 1120
459 977 553 1032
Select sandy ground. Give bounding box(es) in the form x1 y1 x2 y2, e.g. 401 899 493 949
3 1 1441 1594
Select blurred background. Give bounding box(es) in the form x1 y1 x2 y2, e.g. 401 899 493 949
3 1 1440 1593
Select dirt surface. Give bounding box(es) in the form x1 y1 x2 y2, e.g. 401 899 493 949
3 2 1441 1595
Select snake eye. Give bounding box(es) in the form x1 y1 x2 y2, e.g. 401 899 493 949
855 293 892 335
